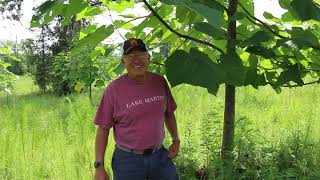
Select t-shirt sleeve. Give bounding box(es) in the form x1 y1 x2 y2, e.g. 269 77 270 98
163 77 177 119
93 85 115 129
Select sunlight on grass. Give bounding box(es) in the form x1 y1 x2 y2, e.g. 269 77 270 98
1 76 319 179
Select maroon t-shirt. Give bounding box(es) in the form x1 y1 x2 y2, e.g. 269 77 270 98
94 72 177 150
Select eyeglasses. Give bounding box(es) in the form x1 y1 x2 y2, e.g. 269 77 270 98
122 52 149 60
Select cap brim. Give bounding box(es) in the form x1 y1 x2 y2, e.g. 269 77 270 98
123 46 147 55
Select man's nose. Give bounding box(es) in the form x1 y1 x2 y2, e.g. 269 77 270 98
132 57 142 63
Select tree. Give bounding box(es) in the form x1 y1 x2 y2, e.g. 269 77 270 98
31 0 320 176
32 25 53 92
0 0 24 20
0 47 19 100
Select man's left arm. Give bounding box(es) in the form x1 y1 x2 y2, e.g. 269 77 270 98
165 114 180 159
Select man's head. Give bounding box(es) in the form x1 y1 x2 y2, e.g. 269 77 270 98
121 38 150 77
122 38 148 55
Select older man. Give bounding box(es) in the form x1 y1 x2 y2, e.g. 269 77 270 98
94 38 180 180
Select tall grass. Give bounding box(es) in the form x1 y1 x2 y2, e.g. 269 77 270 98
1 76 320 179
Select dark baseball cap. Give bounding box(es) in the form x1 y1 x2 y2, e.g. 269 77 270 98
123 38 148 55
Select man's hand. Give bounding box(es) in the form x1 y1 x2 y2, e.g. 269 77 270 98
95 167 109 180
168 139 180 159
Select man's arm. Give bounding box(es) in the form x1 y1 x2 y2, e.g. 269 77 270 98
95 126 110 179
164 114 180 159
164 114 179 141
95 126 109 162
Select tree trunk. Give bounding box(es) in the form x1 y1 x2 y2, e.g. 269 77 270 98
89 62 92 102
221 0 238 177
41 26 46 93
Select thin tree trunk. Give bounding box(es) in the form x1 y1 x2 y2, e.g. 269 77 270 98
89 62 92 102
221 0 238 177
89 84 92 102
6 93 9 106
41 26 46 93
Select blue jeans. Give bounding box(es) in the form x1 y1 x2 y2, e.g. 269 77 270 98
112 146 179 180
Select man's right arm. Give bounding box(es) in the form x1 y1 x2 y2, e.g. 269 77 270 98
95 126 110 180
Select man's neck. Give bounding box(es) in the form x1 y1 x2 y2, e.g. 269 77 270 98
128 72 149 84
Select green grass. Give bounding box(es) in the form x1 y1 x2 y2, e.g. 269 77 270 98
1 76 320 179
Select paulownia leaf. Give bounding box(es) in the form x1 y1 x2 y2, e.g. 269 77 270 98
246 45 276 59
194 22 227 40
275 64 304 87
241 31 273 47
165 48 225 95
162 0 224 28
70 25 114 56
219 54 247 86
290 0 320 21
0 47 10 55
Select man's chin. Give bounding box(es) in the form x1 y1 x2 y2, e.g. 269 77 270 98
131 71 147 76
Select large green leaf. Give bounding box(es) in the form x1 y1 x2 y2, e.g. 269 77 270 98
263 12 276 20
291 27 320 49
219 55 247 86
113 20 134 29
281 11 295 22
246 45 276 59
193 0 226 12
275 64 304 87
228 12 247 22
165 48 225 95
70 25 114 56
176 6 204 25
241 31 273 47
79 25 98 40
131 16 161 36
157 4 174 19
238 0 255 26
194 22 227 40
162 0 224 28
61 0 86 26
76 6 106 20
290 0 320 21
0 47 10 55
244 68 267 88
30 0 64 27
108 0 134 13
0 60 11 69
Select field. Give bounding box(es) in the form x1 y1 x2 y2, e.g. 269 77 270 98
1 76 320 179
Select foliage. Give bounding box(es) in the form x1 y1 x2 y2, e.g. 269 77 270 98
1 77 320 179
28 0 320 176
0 47 19 95
0 41 27 75
32 25 53 92
51 45 115 96
29 0 320 94
0 0 23 20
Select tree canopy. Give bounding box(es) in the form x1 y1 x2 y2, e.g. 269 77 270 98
30 0 320 95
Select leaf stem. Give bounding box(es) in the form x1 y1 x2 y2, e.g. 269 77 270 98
238 2 289 39
141 0 225 54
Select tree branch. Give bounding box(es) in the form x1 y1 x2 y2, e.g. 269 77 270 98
141 0 225 54
120 15 153 27
150 60 164 66
106 5 125 40
238 2 289 39
268 79 320 88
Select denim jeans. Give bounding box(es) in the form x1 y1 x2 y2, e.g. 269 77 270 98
112 146 179 180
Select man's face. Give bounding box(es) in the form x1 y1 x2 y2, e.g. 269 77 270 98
122 49 150 77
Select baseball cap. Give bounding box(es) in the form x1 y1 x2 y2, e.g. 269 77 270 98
122 38 148 55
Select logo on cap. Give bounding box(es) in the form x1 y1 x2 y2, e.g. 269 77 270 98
129 39 138 46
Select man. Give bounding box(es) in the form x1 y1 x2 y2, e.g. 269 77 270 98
94 38 180 180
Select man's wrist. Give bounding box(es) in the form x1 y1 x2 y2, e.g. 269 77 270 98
172 137 180 143
94 160 104 169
